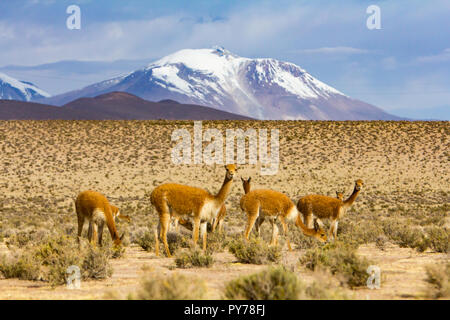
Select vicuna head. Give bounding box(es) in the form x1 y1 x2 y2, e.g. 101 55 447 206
113 233 125 247
354 179 364 191
313 220 328 242
225 164 237 180
241 177 251 194
336 191 344 201
111 205 131 223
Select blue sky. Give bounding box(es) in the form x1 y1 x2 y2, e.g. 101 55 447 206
0 0 449 119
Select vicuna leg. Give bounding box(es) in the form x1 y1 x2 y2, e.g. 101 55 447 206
154 224 160 257
269 219 279 246
192 216 201 249
303 203 314 228
255 215 265 237
200 222 207 251
77 213 85 244
244 206 259 240
279 217 292 251
98 221 105 246
90 222 98 247
87 221 93 243
159 213 171 257
211 217 219 233
330 220 338 240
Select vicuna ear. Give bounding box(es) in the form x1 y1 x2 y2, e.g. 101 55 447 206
248 177 251 182
241 177 245 182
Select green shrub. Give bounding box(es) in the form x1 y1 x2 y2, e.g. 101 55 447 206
299 242 371 288
228 238 281 264
224 267 300 300
135 273 207 300
424 263 450 299
175 249 214 268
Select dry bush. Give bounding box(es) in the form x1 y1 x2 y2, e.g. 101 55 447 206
175 249 214 268
299 241 371 288
425 227 449 253
1 234 113 286
381 219 429 252
228 238 281 264
0 251 41 280
224 266 300 300
134 273 207 300
424 263 450 299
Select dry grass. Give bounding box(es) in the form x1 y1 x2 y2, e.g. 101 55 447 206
0 120 448 299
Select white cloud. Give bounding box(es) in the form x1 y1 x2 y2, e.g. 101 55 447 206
415 48 450 63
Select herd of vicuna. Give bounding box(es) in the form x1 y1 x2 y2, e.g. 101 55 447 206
75 165 363 257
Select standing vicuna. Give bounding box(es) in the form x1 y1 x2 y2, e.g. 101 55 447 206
75 190 125 247
151 164 237 257
240 180 327 250
297 179 364 240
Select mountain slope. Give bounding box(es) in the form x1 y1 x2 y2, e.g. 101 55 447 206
39 47 401 120
0 72 50 101
63 92 253 120
0 92 253 120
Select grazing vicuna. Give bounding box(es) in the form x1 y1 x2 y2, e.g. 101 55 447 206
75 190 124 247
240 181 327 249
151 164 237 257
297 179 364 240
111 205 131 223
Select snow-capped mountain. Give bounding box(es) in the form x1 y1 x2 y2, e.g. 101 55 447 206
40 47 400 120
0 72 50 101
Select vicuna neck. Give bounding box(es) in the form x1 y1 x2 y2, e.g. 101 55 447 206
105 208 120 241
343 186 360 208
215 175 233 203
295 213 315 236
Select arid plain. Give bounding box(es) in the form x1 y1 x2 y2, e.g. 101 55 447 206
0 120 448 300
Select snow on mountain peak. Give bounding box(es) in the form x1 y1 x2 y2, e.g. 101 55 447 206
0 72 50 101
45 47 395 120
145 47 343 102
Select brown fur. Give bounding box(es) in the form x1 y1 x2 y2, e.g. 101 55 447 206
336 191 344 201
75 190 123 247
240 185 327 249
297 179 364 240
241 177 251 194
110 205 131 223
176 203 226 233
151 164 237 257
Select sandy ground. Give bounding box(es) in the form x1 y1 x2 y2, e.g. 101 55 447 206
0 120 448 299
